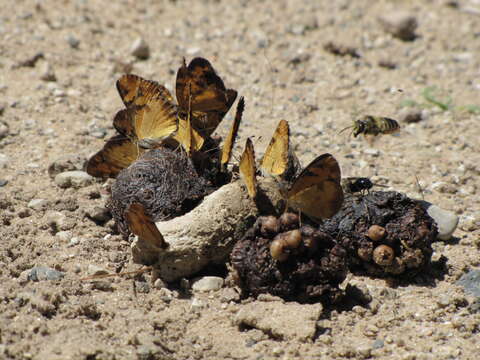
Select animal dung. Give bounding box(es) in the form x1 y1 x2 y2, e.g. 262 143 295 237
231 213 348 303
321 191 438 278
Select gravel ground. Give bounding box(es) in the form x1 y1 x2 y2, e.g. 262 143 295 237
1 0 480 359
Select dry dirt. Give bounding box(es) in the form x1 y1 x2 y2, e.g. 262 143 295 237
1 0 480 359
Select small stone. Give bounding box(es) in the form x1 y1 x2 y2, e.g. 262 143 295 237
55 230 72 242
48 154 86 178
398 108 423 123
190 297 205 311
379 12 418 41
421 203 459 240
363 148 380 157
130 37 150 60
27 198 49 210
153 278 166 290
0 121 8 139
40 62 57 82
0 153 9 168
89 127 107 139
55 171 93 188
135 281 150 293
0 179 8 187
45 211 70 231
372 339 384 349
28 266 65 281
457 270 480 297
436 294 452 308
66 34 80 49
191 276 224 292
85 206 111 224
87 264 109 276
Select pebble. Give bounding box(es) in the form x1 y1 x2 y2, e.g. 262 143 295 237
422 203 459 240
66 34 80 49
88 264 109 276
0 179 7 187
363 148 380 157
85 206 111 223
55 230 72 242
153 278 166 290
0 121 8 139
40 62 57 82
55 171 93 188
48 154 86 178
0 153 9 168
379 12 418 41
130 37 150 60
28 266 65 281
190 297 205 311
398 108 423 123
372 339 385 349
191 276 224 292
457 269 480 297
27 198 49 210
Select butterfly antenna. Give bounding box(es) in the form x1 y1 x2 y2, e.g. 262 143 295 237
80 266 152 281
414 174 425 201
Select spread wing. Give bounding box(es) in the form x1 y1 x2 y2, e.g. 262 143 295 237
287 153 343 220
115 74 178 148
239 138 257 199
86 136 140 178
176 57 237 136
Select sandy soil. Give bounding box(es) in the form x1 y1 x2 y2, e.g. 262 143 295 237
1 0 480 359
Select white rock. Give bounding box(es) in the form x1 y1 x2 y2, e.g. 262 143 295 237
191 276 224 292
423 203 459 241
55 231 72 242
27 198 49 210
130 37 150 59
0 121 8 139
379 12 418 41
190 297 205 311
87 264 109 276
55 171 93 188
0 153 8 168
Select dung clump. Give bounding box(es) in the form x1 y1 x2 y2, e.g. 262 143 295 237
230 213 348 303
322 191 438 278
109 148 212 237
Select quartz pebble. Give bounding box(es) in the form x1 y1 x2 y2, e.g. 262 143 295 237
28 266 65 281
130 37 150 59
457 270 480 297
424 203 459 240
55 171 93 188
379 12 418 41
191 276 224 292
27 198 49 210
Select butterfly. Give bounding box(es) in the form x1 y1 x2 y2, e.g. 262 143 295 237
125 202 168 249
86 135 142 178
260 119 291 178
176 57 238 137
239 138 257 199
114 74 178 149
220 97 245 167
286 153 344 221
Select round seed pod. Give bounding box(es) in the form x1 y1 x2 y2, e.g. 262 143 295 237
284 229 302 249
270 236 289 262
367 225 386 242
259 216 280 238
278 212 299 231
373 245 395 266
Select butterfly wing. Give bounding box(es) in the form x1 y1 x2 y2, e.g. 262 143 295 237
86 135 140 178
260 119 290 177
287 153 343 220
221 97 245 166
239 138 257 199
176 57 237 136
173 114 205 153
125 203 168 249
115 74 178 148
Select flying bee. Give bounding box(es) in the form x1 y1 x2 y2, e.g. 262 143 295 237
340 115 400 137
341 177 388 195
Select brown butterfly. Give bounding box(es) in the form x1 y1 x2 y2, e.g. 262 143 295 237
114 74 178 149
176 57 237 137
220 97 245 167
260 119 291 178
86 135 142 178
125 202 168 249
239 138 257 199
286 153 344 221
